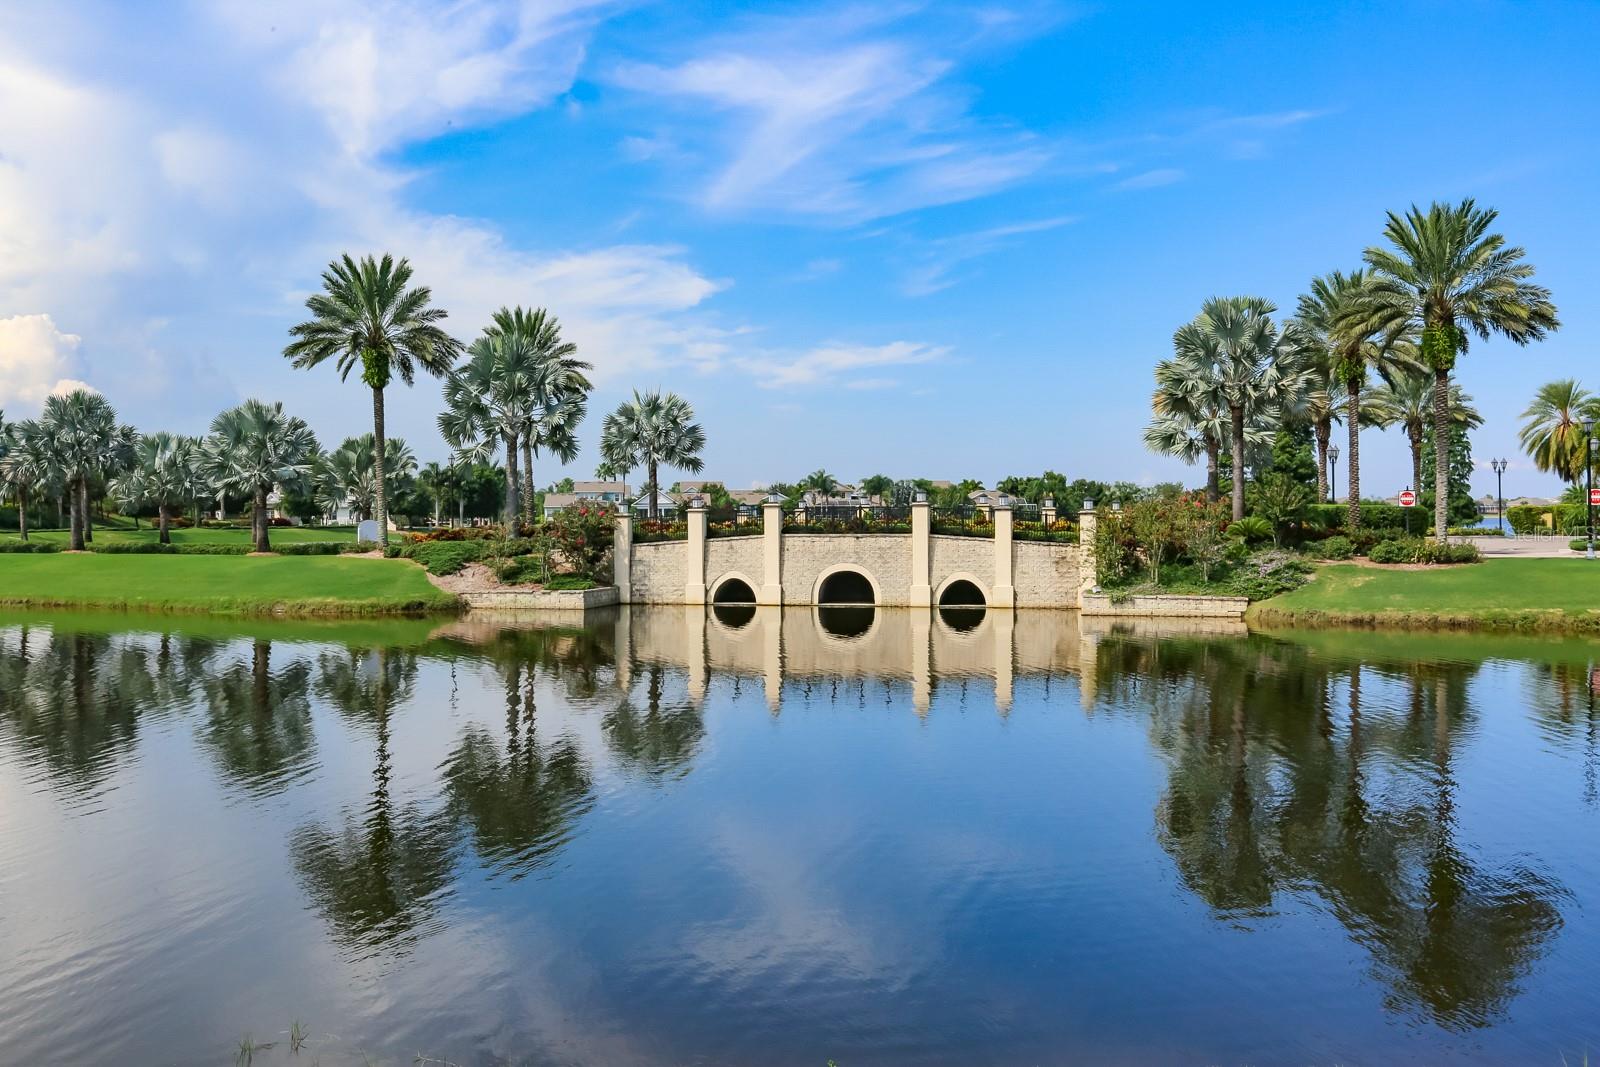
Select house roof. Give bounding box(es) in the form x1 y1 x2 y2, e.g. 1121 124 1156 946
542 493 578 510
571 481 627 494
676 480 724 493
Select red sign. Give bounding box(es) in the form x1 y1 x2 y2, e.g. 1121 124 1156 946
1398 490 1416 507
1590 488 1600 506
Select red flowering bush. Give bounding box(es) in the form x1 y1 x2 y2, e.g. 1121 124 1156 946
549 503 614 580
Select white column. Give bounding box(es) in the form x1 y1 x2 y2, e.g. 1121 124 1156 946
759 501 784 605
910 499 932 607
613 511 633 604
1077 505 1098 607
685 502 707 604
992 503 1016 609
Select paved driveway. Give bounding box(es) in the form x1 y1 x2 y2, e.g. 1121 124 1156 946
1464 534 1577 558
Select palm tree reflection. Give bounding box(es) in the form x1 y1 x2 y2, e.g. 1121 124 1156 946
603 665 704 782
198 639 316 795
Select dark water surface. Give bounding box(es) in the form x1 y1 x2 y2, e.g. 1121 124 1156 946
3 606 1600 1065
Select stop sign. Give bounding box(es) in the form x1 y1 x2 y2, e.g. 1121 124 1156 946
1398 490 1416 507
1590 488 1600 506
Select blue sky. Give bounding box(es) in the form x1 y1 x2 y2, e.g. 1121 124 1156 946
1 0 1596 498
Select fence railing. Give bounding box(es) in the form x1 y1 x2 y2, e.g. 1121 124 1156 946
930 505 992 538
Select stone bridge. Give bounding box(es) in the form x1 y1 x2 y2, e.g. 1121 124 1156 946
615 500 1087 609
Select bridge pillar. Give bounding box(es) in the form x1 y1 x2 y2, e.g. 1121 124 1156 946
613 511 633 604
759 500 784 605
685 502 707 604
1076 505 1098 608
910 499 932 607
992 503 1016 609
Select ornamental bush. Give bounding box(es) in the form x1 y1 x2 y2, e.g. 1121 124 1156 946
1316 535 1355 560
548 503 614 581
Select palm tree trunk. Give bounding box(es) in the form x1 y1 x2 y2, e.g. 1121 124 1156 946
1433 370 1450 538
254 486 271 552
69 478 84 551
503 432 520 528
1409 425 1425 500
521 436 535 527
81 480 92 543
1229 404 1246 521
1205 436 1220 503
158 504 171 546
649 460 660 521
1346 384 1362 530
17 487 28 542
371 385 389 545
1314 416 1330 503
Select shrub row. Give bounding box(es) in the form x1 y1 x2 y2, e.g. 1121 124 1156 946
0 539 61 553
1368 538 1481 565
1305 503 1410 530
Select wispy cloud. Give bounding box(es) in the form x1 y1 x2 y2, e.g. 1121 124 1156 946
607 8 1056 223
737 340 947 388
1115 167 1184 190
899 214 1077 296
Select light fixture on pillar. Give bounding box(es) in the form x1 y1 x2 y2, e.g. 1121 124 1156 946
1083 499 1094 511
1111 500 1121 512
914 490 927 503
1043 498 1055 509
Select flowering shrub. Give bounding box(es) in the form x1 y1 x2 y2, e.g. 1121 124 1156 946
549 503 614 580
634 519 688 542
411 525 504 542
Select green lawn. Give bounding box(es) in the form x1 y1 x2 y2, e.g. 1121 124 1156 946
0 554 458 616
1252 558 1600 632
19 524 356 546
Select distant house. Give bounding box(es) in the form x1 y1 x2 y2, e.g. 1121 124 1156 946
631 491 683 519
542 481 629 520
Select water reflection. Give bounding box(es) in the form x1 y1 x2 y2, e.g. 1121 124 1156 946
2 608 1599 1063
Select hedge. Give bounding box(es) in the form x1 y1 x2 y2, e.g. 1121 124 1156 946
1306 503 1411 530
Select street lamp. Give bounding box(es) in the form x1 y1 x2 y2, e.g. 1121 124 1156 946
1328 444 1340 503
1490 458 1508 535
1586 418 1595 560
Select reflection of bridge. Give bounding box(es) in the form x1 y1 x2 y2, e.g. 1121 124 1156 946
617 499 1086 610
606 604 1244 715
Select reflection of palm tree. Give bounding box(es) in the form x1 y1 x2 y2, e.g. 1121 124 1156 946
292 647 454 952
603 666 704 781
198 639 316 795
0 627 161 793
441 661 593 878
1099 632 1567 1029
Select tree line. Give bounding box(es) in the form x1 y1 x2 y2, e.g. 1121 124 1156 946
1144 199 1558 537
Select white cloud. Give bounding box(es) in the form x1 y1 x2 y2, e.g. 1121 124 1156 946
1116 167 1185 190
0 314 84 410
608 11 1053 222
737 340 945 389
899 214 1077 296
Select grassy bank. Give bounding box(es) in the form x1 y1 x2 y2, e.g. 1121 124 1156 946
0 554 458 616
1251 558 1600 633
15 524 356 547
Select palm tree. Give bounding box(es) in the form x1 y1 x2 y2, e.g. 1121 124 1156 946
284 254 463 544
1366 375 1482 498
1358 200 1560 536
205 400 320 552
482 307 592 526
801 469 839 496
316 434 416 523
416 461 450 526
439 332 539 525
1147 348 1281 502
599 390 706 521
37 389 136 550
110 432 203 544
1518 379 1599 485
1171 297 1310 519
0 419 57 541
1296 269 1418 525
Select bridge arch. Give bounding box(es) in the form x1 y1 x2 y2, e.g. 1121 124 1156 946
710 572 758 604
934 572 989 607
813 565 880 606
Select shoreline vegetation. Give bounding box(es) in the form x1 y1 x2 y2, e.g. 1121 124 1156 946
1250 558 1600 633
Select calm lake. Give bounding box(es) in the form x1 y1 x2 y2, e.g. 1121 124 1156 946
2 606 1599 1065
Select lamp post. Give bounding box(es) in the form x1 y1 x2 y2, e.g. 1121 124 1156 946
1490 458 1508 535
1586 418 1595 560
1328 444 1340 503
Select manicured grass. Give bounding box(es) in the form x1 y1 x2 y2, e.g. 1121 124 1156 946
0 554 458 616
1251 558 1600 632
20 524 357 546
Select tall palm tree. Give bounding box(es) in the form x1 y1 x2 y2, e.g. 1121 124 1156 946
38 389 136 550
801 469 839 496
284 254 463 544
482 307 592 526
110 432 203 544
1366 376 1482 498
416 461 450 525
1296 269 1418 525
1518 379 1599 485
1147 347 1285 502
1358 200 1560 536
205 400 319 552
439 331 540 525
599 390 706 521
0 419 57 541
1171 297 1310 520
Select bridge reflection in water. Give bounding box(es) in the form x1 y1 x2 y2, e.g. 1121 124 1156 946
451 605 1246 716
